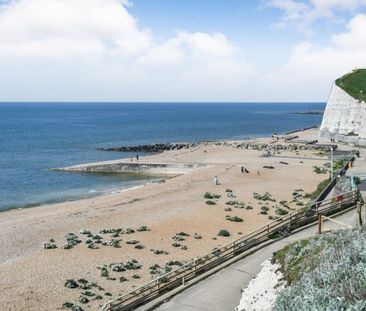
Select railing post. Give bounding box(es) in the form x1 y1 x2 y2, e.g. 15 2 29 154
356 201 363 230
318 213 322 234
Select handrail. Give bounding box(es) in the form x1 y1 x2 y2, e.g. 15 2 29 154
101 189 360 311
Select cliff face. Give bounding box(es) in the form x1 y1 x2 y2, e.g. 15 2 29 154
320 83 366 145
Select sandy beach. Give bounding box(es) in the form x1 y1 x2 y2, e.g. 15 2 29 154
0 128 331 310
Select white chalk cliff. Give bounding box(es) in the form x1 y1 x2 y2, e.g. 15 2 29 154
320 83 366 145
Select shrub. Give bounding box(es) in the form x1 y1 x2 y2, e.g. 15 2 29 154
276 208 289 216
65 279 79 289
206 200 216 205
217 229 231 237
176 232 190 236
136 225 151 232
204 192 221 199
126 240 139 245
225 215 243 222
253 192 276 202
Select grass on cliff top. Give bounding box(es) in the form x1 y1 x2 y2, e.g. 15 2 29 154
335 68 366 102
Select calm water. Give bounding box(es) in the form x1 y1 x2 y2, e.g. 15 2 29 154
0 103 324 211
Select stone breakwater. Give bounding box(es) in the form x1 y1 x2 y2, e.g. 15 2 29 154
98 141 334 154
236 142 335 152
98 143 198 153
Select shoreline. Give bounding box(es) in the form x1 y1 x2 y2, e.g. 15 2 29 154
1 125 319 214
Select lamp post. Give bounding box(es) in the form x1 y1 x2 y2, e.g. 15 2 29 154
330 146 333 179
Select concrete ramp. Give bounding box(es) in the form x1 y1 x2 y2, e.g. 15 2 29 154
54 160 206 175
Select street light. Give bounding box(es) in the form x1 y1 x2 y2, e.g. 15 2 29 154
330 146 333 179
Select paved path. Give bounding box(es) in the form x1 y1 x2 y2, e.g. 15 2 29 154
154 208 359 311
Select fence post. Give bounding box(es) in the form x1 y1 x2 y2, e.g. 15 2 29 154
356 201 363 230
318 214 322 234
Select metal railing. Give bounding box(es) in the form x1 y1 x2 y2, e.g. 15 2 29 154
101 190 360 311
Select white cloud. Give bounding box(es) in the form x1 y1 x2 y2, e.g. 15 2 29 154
263 13 366 101
0 0 365 102
267 0 366 32
0 0 255 101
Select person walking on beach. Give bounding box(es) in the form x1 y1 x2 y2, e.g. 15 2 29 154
136 154 139 161
241 166 244 174
213 176 219 185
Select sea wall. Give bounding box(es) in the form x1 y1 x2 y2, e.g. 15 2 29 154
320 84 366 145
55 160 205 175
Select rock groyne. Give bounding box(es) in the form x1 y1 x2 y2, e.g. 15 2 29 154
98 143 197 153
99 141 334 154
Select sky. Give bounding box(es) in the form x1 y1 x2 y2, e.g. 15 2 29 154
0 0 365 102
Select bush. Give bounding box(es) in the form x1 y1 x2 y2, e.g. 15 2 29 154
136 225 151 232
225 215 243 222
276 208 289 216
206 200 216 205
217 229 231 237
204 192 221 199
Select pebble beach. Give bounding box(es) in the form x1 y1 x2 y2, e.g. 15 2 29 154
0 128 330 310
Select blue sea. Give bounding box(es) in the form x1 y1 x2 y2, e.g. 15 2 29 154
0 103 325 211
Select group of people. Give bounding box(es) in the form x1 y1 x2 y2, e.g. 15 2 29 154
241 166 249 174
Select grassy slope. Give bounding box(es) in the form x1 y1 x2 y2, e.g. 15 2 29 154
335 69 366 102
272 230 366 310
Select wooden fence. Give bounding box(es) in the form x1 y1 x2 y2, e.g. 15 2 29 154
101 189 360 311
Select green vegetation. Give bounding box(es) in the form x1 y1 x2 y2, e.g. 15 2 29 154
273 230 366 310
253 192 276 202
276 208 289 216
335 69 366 102
312 165 327 174
206 200 216 205
308 178 330 200
217 229 231 237
204 192 221 199
225 215 243 222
